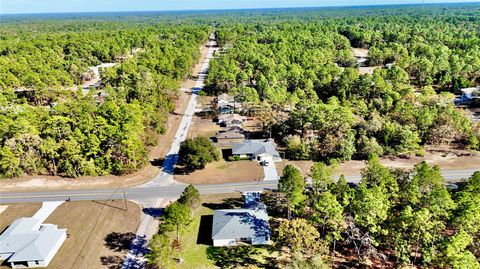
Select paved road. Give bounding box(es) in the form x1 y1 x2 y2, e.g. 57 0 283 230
119 34 219 269
1 168 478 204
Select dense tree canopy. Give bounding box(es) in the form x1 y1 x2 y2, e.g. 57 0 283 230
178 136 220 172
276 159 480 267
206 7 480 162
0 20 210 178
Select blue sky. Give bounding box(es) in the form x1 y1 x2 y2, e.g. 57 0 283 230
1 0 479 14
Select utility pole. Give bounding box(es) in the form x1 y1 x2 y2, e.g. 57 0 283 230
123 189 128 211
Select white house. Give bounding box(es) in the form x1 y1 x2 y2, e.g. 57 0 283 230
460 87 479 101
218 114 247 128
232 140 281 163
211 202 270 247
0 217 67 268
216 93 234 107
216 93 236 114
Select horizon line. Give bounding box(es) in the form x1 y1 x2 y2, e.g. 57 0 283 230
3 1 480 16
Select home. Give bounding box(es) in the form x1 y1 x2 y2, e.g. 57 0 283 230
232 139 281 163
460 87 479 101
0 217 67 268
218 104 235 114
216 93 234 107
455 87 479 105
215 129 245 143
353 48 369 67
218 114 247 128
216 93 236 114
211 195 270 247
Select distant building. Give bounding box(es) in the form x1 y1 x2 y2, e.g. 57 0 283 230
215 130 245 143
455 87 479 105
353 48 369 67
218 114 247 128
216 93 236 114
211 195 270 247
216 93 234 106
460 87 479 101
0 218 67 268
218 104 235 114
232 140 281 163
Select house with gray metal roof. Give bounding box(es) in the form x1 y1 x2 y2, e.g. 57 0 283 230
0 217 66 268
232 140 281 163
211 202 270 247
215 130 245 143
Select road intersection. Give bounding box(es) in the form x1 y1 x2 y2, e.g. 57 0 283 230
1 168 478 204
0 33 479 269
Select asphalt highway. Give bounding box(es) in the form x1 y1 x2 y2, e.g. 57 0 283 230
1 168 477 204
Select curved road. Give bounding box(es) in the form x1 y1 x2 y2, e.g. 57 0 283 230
1 168 478 204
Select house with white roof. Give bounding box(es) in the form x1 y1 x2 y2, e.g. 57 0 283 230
211 193 270 247
218 114 247 128
232 140 281 163
216 93 236 114
0 217 66 268
460 87 479 101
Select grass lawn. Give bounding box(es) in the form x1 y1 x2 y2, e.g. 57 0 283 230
166 193 273 269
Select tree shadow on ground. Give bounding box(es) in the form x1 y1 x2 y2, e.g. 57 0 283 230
207 246 265 269
150 158 165 167
100 255 124 269
202 197 244 210
104 232 136 252
197 215 213 245
142 207 163 218
174 165 195 175
261 191 287 218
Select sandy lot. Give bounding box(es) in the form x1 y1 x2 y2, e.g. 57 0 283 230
276 149 480 177
175 160 263 184
0 200 140 269
187 115 222 140
0 44 211 193
352 48 369 58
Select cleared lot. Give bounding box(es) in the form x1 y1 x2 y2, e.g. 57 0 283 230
0 200 140 269
175 160 263 184
187 115 222 140
277 149 480 177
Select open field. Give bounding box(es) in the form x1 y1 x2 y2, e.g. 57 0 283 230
160 193 270 269
0 201 141 269
175 160 263 184
276 147 480 177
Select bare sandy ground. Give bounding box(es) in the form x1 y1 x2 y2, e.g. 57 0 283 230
175 160 263 184
277 148 480 177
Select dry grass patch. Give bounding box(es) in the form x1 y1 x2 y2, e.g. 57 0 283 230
187 115 221 140
277 148 480 178
0 203 42 233
0 200 141 269
175 160 263 184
